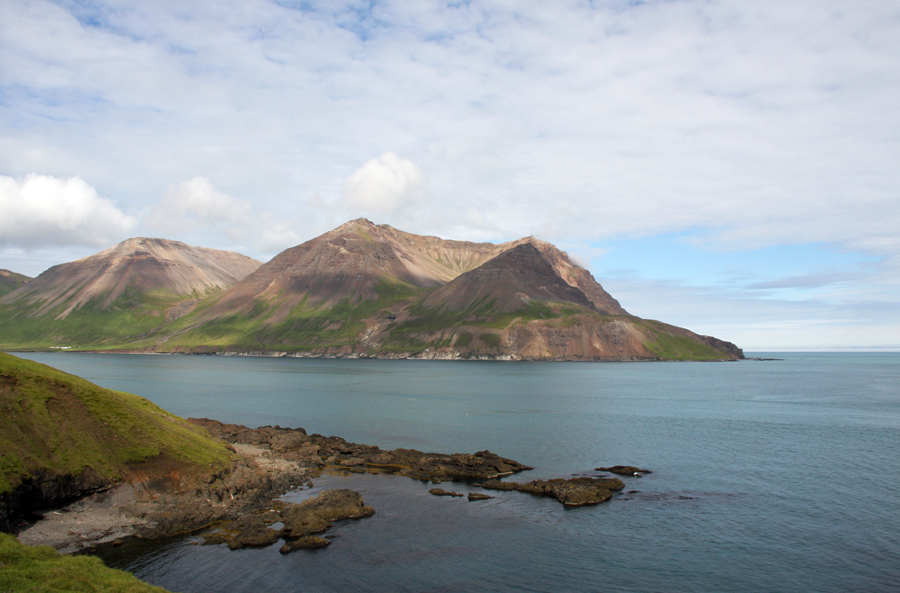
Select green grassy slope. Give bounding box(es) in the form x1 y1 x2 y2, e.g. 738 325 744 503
0 533 171 593
0 270 31 298
161 277 424 353
0 352 235 495
638 320 728 361
0 289 217 351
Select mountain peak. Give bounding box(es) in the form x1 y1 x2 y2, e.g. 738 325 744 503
421 242 598 313
1 238 262 318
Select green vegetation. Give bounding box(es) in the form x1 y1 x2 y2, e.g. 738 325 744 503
640 322 726 361
382 299 594 352
166 276 424 353
454 331 473 348
0 270 31 297
0 290 190 351
479 333 501 349
0 352 235 495
0 533 171 592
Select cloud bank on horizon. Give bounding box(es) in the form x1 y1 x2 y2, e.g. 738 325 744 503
1 0 898 349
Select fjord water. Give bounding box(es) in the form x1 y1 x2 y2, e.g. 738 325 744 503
15 352 900 593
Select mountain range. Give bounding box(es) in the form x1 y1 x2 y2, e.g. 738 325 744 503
0 220 742 361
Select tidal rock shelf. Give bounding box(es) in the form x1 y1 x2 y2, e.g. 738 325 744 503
189 418 533 483
189 418 643 509
201 489 374 553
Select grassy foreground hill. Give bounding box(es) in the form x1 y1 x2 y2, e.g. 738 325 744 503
0 533 171 593
0 352 236 531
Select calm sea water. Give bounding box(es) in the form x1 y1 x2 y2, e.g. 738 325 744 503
13 352 900 593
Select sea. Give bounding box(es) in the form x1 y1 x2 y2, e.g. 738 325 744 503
12 351 900 593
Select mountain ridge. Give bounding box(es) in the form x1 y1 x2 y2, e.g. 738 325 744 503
0 238 262 350
0 221 742 361
0 269 31 298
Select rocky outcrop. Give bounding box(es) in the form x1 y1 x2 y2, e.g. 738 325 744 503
478 477 625 506
429 488 464 497
190 418 533 482
595 465 652 476
201 489 375 553
128 456 310 540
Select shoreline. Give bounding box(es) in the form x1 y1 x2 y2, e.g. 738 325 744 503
15 419 637 554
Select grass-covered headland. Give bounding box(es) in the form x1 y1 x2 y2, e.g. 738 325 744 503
0 533 172 593
0 352 236 531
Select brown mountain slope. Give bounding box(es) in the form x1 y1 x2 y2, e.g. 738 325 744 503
0 269 31 297
156 220 740 361
420 243 599 313
509 238 627 315
1 238 262 319
192 219 625 326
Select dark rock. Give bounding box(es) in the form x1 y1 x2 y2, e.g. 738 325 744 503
480 479 519 491
467 492 493 501
594 466 651 476
189 419 531 484
429 488 463 497
280 535 330 553
200 489 373 552
481 476 624 506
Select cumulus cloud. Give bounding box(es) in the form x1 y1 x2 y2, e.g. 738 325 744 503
150 177 252 240
0 174 133 248
341 153 424 214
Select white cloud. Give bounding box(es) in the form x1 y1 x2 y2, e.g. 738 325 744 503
150 177 252 240
341 152 424 214
0 174 133 248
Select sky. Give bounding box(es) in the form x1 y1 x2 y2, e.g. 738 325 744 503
1 0 898 351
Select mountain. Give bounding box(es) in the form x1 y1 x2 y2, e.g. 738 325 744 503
156 220 741 361
0 222 741 360
0 238 261 350
0 269 31 297
0 352 235 532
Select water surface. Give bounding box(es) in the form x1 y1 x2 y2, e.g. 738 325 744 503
14 352 900 592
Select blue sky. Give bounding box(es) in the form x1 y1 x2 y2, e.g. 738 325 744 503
1 0 898 350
